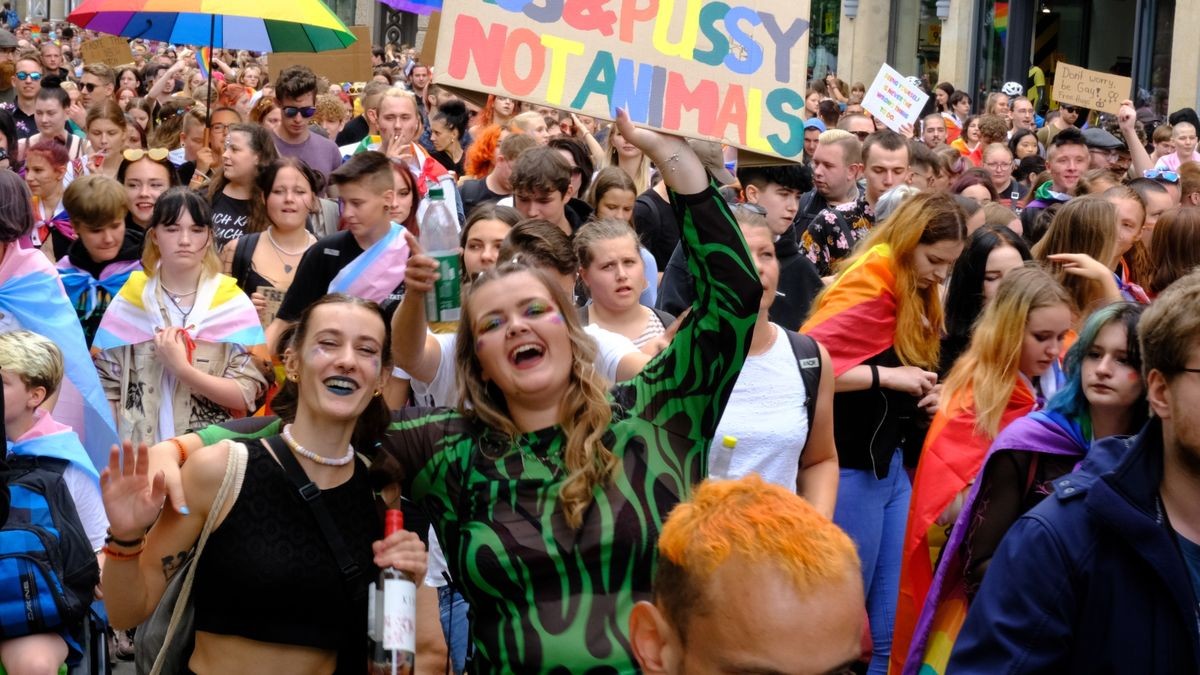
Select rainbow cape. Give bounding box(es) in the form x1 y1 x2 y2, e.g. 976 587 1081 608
8 410 100 484
902 409 1086 674
0 244 117 472
800 243 898 375
328 222 411 304
891 377 1036 675
92 271 265 351
57 259 142 320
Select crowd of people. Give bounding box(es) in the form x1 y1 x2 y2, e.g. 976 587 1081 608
0 15 1197 675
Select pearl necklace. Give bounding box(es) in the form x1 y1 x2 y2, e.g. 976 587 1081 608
281 424 355 466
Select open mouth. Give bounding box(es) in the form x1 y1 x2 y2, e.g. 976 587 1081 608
508 343 545 369
323 376 360 396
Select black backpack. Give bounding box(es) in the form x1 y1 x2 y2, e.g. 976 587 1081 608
0 455 100 638
782 328 823 447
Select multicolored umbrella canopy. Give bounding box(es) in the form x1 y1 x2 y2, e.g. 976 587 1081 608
67 0 356 53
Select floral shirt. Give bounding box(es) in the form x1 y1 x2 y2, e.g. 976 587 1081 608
800 196 876 276
0 101 35 139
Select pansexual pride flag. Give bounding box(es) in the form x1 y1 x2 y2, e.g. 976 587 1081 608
0 244 117 472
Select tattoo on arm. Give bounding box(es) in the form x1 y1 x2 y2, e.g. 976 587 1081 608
161 550 191 580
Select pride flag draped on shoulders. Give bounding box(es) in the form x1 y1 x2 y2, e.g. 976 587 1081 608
328 222 411 303
0 243 117 471
801 243 898 374
93 270 265 352
9 410 100 484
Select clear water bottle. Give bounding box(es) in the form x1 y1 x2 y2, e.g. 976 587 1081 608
368 510 416 675
710 435 737 479
419 186 461 325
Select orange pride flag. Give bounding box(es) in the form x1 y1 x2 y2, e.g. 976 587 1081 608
891 378 1037 674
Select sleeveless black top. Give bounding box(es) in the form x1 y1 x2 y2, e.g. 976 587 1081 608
193 440 378 665
229 232 274 294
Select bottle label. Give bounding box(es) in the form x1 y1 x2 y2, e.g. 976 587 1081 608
382 578 417 651
425 250 461 323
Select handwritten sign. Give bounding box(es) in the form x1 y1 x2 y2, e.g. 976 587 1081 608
862 63 929 133
257 286 285 326
1053 62 1130 115
433 0 812 161
80 36 133 67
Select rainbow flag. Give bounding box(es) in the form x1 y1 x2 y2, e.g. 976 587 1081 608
93 271 265 351
891 379 1036 675
328 222 411 304
800 243 899 375
195 46 211 80
0 244 118 472
378 0 441 15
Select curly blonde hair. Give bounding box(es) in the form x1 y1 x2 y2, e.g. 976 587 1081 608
455 262 617 529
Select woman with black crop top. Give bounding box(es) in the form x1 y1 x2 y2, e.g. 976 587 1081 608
221 157 319 327
99 295 426 675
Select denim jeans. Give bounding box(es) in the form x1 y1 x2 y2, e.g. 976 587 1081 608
833 450 912 675
438 585 471 674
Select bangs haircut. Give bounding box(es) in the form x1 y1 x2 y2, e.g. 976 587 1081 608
63 174 128 228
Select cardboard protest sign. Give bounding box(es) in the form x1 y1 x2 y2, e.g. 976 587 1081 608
80 36 133 67
257 286 285 326
432 0 812 163
271 25 371 85
1053 62 1130 115
862 64 929 133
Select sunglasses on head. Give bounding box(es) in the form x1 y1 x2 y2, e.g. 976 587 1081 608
123 147 170 162
15 71 41 81
1144 169 1180 183
283 106 317 119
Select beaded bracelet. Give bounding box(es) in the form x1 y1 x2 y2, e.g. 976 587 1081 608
170 437 188 466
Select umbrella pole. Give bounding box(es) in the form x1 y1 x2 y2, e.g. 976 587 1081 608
205 13 214 129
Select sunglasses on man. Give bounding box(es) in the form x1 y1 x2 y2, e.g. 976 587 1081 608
15 71 41 81
283 106 317 119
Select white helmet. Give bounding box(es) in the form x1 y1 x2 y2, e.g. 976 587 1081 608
1002 81 1024 97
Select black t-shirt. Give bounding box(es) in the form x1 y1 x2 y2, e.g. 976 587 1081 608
335 115 369 147
275 230 405 323
430 149 464 178
633 188 678 270
460 178 504 218
210 191 251 251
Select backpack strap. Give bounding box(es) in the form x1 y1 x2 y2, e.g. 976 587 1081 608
231 232 259 291
264 434 361 586
782 328 822 445
651 307 676 327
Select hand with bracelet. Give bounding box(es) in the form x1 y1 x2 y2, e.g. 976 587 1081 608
100 440 166 559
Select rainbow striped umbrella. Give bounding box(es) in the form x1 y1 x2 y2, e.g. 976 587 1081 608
67 0 356 53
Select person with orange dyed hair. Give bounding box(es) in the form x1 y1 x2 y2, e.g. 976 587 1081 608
463 123 501 179
629 474 864 675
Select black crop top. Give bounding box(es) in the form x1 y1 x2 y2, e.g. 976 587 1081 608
193 440 379 665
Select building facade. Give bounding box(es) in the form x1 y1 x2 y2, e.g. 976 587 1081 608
815 0 1193 116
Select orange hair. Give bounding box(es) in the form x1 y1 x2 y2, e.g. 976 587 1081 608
654 475 860 636
464 124 502 179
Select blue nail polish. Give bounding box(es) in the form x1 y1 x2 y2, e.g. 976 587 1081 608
180 506 190 515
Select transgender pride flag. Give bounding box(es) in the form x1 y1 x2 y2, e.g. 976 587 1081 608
0 244 118 472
